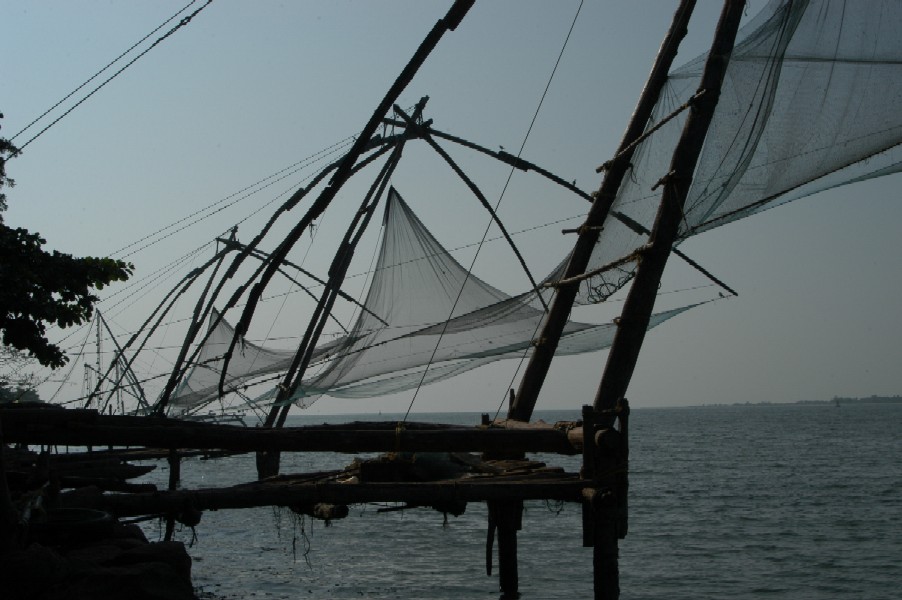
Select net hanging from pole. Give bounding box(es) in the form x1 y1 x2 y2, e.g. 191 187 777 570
577 0 902 305
170 188 694 414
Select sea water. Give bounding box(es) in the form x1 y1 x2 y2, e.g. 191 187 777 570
136 404 902 599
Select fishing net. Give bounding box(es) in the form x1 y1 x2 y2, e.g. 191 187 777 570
171 189 692 413
168 310 345 414
171 0 902 412
577 0 902 303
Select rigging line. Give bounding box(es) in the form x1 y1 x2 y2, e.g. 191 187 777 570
9 1 199 142
177 142 396 404
60 354 225 407
118 168 307 260
47 312 96 403
10 1 214 156
492 300 549 423
106 245 214 318
402 0 584 422
111 135 355 258
217 237 385 327
596 89 706 174
49 244 209 356
103 241 212 303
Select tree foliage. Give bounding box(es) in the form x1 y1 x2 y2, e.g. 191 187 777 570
1 117 133 369
0 346 39 403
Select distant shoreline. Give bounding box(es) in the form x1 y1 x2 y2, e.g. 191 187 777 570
700 395 902 407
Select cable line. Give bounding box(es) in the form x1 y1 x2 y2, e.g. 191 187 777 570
9 1 199 143
11 1 214 156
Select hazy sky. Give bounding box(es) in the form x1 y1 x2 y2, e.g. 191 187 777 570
3 1 901 414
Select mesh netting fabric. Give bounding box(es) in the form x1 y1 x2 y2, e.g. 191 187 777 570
171 189 692 412
168 0 902 412
577 0 902 304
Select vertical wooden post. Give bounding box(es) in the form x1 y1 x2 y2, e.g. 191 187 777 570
616 400 630 539
593 493 620 600
582 404 623 600
489 500 523 599
581 405 597 548
164 448 181 541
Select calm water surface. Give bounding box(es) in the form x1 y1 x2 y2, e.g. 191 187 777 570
138 404 901 599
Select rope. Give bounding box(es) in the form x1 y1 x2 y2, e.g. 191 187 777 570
545 246 650 289
401 0 585 422
47 313 96 403
596 89 706 174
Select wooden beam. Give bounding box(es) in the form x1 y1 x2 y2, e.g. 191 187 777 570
2 411 581 455
62 478 587 518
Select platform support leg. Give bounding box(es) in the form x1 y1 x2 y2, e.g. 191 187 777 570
489 499 523 599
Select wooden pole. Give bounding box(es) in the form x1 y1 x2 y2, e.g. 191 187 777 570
594 0 746 412
508 0 698 423
164 448 181 541
588 2 745 598
490 500 523 599
62 479 587 517
0 412 582 455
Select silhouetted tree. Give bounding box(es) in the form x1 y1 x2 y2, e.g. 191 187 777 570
0 114 132 368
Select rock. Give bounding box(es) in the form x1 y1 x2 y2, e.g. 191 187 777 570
43 561 196 600
0 543 69 599
0 538 197 600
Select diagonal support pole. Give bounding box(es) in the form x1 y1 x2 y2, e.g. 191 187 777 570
595 0 745 412
508 0 699 423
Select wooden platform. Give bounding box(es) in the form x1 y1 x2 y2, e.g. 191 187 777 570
59 455 585 517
